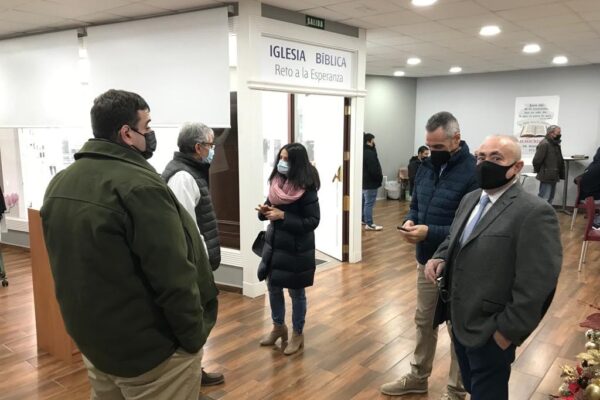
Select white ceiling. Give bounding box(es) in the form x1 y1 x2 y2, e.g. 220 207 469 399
0 0 599 77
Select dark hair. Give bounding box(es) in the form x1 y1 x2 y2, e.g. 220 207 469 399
425 111 459 137
91 89 150 141
269 143 320 191
418 145 429 154
364 133 375 145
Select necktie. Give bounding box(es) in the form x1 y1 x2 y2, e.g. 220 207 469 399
460 194 491 245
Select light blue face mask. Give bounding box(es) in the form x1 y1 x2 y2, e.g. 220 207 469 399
277 160 289 175
204 147 215 164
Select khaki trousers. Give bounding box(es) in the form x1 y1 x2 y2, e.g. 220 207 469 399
411 264 465 397
82 349 203 400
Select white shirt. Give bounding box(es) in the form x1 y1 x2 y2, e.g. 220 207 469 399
464 179 517 227
167 170 208 253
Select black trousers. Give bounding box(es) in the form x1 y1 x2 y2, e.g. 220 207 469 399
452 331 516 400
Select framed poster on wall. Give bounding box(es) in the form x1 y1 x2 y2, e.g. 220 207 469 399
513 96 560 159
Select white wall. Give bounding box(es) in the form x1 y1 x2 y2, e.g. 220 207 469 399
414 65 600 206
365 75 417 185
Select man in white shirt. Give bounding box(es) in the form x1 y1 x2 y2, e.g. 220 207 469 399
162 122 224 387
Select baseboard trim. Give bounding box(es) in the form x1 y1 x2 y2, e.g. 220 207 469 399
216 283 243 294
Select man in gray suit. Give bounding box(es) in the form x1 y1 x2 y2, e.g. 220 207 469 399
425 135 562 400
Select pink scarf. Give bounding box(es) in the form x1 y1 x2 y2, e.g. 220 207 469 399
268 175 305 205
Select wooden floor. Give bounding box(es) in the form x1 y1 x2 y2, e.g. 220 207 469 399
0 200 598 400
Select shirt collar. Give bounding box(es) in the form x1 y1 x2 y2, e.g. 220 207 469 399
482 178 518 204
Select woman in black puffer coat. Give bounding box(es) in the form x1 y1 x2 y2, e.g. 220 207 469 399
256 143 320 355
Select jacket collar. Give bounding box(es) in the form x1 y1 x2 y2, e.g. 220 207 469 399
454 183 522 250
172 152 210 178
74 139 156 173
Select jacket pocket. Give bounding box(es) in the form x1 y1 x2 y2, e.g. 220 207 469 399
482 299 505 314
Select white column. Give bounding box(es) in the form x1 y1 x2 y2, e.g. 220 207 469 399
236 0 266 297
349 28 367 263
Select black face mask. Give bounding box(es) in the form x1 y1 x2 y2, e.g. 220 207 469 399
131 129 157 159
476 161 516 190
554 134 562 142
430 150 451 168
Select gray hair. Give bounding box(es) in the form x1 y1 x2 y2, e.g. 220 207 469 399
487 134 522 161
177 122 213 154
426 111 460 138
547 125 560 135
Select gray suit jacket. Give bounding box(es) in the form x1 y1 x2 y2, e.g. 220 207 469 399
433 183 562 348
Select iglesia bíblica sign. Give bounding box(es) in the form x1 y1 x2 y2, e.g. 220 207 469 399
260 36 354 90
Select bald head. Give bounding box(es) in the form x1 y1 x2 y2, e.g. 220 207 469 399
477 135 522 164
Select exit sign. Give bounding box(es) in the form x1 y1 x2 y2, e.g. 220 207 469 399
306 15 325 30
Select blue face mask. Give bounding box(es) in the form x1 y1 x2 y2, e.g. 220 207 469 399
204 147 215 164
277 160 289 175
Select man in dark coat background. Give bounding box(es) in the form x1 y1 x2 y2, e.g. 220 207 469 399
363 132 384 231
408 145 430 195
533 125 565 204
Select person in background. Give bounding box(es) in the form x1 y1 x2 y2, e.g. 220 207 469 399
382 111 477 400
162 122 224 387
408 146 430 195
41 89 218 400
257 143 320 356
363 132 384 231
427 135 561 400
578 145 600 229
533 125 565 204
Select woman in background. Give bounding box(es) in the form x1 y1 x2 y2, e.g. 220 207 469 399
257 143 320 355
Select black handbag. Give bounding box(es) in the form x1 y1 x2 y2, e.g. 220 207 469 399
252 231 266 257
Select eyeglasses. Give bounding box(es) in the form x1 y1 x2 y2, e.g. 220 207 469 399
199 142 215 149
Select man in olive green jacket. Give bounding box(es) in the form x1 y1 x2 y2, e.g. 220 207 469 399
41 89 218 400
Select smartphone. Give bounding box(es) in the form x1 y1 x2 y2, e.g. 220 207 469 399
397 226 409 232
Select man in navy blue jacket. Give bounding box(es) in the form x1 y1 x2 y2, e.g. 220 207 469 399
381 112 477 400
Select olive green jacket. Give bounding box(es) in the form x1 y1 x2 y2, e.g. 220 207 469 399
41 139 218 377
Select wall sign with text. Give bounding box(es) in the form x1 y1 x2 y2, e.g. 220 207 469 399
259 36 355 90
513 95 560 158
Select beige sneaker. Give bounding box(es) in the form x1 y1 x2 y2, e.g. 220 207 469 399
440 392 466 400
380 374 427 396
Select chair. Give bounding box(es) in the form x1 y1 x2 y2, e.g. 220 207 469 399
578 196 600 271
398 167 409 201
570 176 587 231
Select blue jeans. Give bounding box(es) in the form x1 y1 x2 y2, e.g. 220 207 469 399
267 281 306 334
538 182 557 204
362 189 378 225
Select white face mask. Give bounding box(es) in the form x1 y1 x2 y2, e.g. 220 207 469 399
277 160 289 175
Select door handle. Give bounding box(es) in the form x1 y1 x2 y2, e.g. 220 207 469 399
332 166 342 183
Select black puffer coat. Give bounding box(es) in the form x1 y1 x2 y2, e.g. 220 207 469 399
259 190 320 289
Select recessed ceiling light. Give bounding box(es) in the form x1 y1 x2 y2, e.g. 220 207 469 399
449 66 462 73
412 0 438 6
407 57 421 65
522 44 541 54
393 70 405 77
479 25 501 36
553 55 568 65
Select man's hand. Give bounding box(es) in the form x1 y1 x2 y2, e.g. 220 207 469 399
399 223 428 244
493 331 512 350
424 258 445 283
264 206 285 221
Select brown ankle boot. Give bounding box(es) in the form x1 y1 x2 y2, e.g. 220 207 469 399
283 331 304 355
259 324 288 346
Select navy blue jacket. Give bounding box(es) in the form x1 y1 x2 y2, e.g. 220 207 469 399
406 141 478 264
